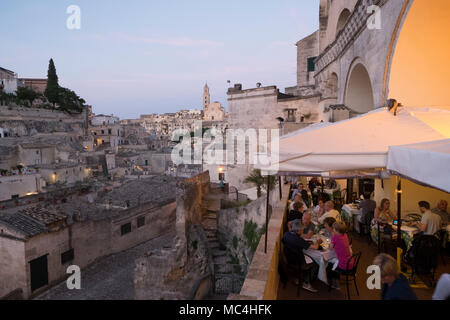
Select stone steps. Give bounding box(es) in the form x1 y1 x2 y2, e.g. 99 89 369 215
211 249 227 258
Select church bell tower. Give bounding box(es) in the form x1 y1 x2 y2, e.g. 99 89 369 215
203 82 210 111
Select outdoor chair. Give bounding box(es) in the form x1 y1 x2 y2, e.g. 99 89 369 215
434 229 448 266
281 238 314 297
358 210 374 245
406 234 440 287
338 252 362 300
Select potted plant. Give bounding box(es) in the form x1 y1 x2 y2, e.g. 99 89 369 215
0 169 7 176
16 164 24 175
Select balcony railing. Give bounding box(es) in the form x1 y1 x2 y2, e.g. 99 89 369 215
315 0 388 75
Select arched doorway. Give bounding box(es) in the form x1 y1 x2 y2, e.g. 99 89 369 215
387 0 450 108
336 9 351 35
345 62 374 113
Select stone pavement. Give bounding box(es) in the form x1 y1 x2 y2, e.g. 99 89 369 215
35 232 175 300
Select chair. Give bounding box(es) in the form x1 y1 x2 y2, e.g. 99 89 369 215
338 252 362 300
434 229 448 266
281 238 313 297
406 234 440 286
359 211 374 245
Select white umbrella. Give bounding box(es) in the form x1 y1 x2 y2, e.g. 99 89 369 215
259 107 450 175
387 139 450 193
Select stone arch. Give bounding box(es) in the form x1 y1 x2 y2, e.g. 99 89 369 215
344 60 374 113
327 72 338 98
385 0 450 108
336 9 351 36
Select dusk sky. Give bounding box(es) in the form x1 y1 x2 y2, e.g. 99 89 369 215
1 0 319 119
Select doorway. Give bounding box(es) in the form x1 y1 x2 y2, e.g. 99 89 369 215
29 254 48 292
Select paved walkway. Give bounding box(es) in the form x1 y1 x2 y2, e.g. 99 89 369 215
35 232 175 300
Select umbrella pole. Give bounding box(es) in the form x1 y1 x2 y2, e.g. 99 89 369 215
279 176 282 200
396 178 403 267
265 175 270 254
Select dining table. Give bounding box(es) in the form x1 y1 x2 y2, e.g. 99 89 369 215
341 204 362 233
303 234 337 285
370 221 420 251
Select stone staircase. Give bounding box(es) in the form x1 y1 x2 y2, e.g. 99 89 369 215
201 186 228 264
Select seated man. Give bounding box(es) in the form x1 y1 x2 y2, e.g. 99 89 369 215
432 200 449 225
288 201 305 224
318 201 340 224
289 194 303 211
283 220 320 293
358 192 376 234
416 201 442 235
302 211 315 239
291 183 310 208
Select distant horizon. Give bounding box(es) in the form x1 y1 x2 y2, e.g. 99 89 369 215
1 0 320 119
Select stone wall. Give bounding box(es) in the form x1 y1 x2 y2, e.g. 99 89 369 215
216 190 278 266
0 106 87 137
134 171 213 300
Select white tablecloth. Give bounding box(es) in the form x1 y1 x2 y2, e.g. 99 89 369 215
303 235 337 284
342 204 362 233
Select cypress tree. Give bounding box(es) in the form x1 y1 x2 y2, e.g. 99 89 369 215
46 58 58 87
45 58 59 105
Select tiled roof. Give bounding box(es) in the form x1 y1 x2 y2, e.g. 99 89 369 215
19 204 67 225
0 212 47 237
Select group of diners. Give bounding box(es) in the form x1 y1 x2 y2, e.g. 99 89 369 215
284 187 352 292
282 181 450 299
359 195 449 237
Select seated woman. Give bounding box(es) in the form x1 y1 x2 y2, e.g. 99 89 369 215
374 198 394 224
326 221 353 289
373 198 396 240
372 253 417 300
322 217 336 238
313 197 326 220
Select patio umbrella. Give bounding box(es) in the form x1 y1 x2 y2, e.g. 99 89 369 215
387 139 450 193
257 107 450 257
258 107 450 175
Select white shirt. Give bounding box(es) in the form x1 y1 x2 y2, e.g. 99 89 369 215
318 209 340 224
433 274 450 300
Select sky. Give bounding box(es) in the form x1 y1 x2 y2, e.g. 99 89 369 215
1 0 320 119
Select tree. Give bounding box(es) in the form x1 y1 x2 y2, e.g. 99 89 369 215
46 58 59 87
45 58 59 105
244 169 277 198
57 87 85 114
16 87 38 106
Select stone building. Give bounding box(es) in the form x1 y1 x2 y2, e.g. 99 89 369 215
289 0 450 122
17 78 47 94
0 176 179 299
202 83 226 122
0 67 21 94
